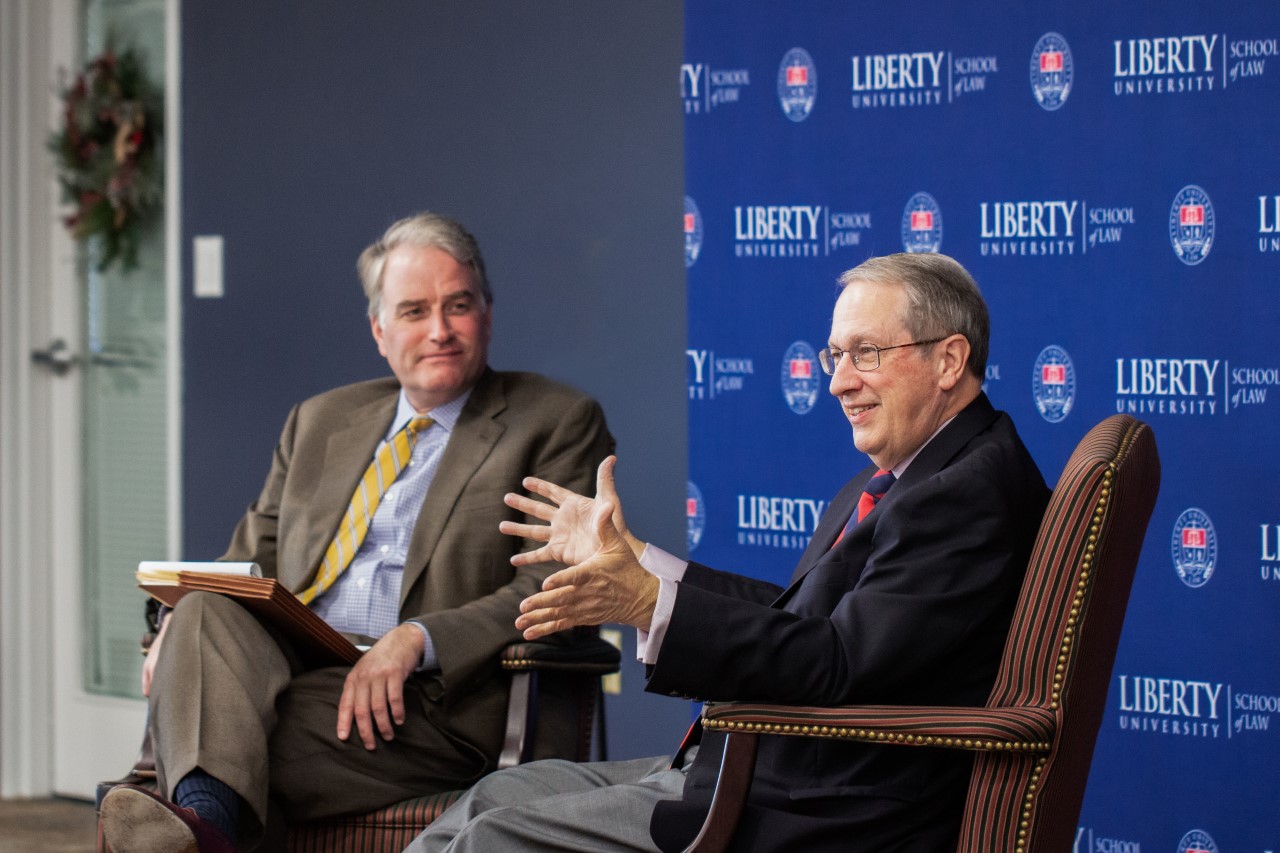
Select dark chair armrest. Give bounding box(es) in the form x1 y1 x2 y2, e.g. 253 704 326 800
496 636 621 769
500 637 621 675
700 702 1056 752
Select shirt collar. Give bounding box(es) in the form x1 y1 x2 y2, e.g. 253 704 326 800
387 388 472 441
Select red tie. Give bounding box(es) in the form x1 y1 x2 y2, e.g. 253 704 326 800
856 469 897 522
831 469 896 548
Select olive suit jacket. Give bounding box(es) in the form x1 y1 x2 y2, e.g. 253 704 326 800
219 368 614 775
648 393 1049 851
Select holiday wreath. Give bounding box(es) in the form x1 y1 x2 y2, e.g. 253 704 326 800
49 47 163 272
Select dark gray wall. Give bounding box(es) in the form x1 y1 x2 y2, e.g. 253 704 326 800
181 1 689 758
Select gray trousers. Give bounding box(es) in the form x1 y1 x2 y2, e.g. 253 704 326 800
405 754 688 853
150 592 487 845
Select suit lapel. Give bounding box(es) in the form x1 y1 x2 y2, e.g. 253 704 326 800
400 370 507 606
791 470 871 579
296 391 398 592
776 393 1000 600
881 393 998 501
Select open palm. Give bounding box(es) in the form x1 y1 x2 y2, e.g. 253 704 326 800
499 456 634 568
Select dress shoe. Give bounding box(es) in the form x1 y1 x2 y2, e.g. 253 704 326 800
100 783 234 853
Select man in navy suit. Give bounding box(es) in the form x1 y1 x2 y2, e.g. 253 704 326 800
406 252 1050 852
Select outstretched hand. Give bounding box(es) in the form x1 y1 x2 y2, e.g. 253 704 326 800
514 497 659 639
498 456 641 567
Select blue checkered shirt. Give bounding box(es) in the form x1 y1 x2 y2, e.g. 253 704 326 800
309 389 470 669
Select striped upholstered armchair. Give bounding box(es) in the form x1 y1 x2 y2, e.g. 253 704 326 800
97 634 620 853
685 414 1161 853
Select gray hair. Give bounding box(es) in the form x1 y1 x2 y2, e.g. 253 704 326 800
357 212 492 319
838 253 989 380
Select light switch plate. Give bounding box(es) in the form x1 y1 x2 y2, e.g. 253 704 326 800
194 235 224 298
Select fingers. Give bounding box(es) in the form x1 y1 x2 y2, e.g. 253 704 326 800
345 678 395 750
337 677 380 750
595 456 618 502
515 602 577 639
503 492 556 521
592 500 623 545
508 545 554 567
596 458 639 553
592 501 643 559
514 604 564 633
336 682 356 742
354 694 378 751
521 580 577 611
369 681 395 744
337 670 403 750
521 618 571 642
388 678 406 727
515 585 581 639
519 476 575 505
498 520 550 543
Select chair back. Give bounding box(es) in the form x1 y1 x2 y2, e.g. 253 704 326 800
960 415 1160 852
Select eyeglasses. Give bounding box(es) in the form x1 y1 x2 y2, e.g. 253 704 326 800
817 338 947 374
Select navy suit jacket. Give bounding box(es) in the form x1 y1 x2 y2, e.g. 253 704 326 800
648 394 1049 852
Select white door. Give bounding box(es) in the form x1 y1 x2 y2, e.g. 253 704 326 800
0 0 180 799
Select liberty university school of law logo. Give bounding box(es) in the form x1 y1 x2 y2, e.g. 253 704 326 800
1030 32 1073 111
684 196 704 268
781 341 821 415
1032 345 1076 423
1169 185 1214 266
777 47 817 122
901 192 943 253
1177 829 1218 853
686 481 706 552
1172 508 1217 588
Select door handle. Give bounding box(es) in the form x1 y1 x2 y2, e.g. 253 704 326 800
30 338 79 376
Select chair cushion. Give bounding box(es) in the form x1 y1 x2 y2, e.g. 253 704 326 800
284 790 464 853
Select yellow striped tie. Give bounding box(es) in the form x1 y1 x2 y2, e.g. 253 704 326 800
298 415 433 605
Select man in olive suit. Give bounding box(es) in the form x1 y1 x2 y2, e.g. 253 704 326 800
101 212 613 853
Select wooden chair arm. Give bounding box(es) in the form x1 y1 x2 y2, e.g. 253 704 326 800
685 703 1056 852
700 702 1056 752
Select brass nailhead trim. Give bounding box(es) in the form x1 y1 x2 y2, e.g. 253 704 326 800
1014 756 1049 852
1050 465 1115 713
701 718 1049 753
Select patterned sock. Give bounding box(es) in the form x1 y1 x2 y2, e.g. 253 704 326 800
174 769 239 843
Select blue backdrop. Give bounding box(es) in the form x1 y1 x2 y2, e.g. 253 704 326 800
683 1 1279 848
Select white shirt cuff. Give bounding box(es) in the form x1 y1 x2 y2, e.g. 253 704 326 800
635 544 688 664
